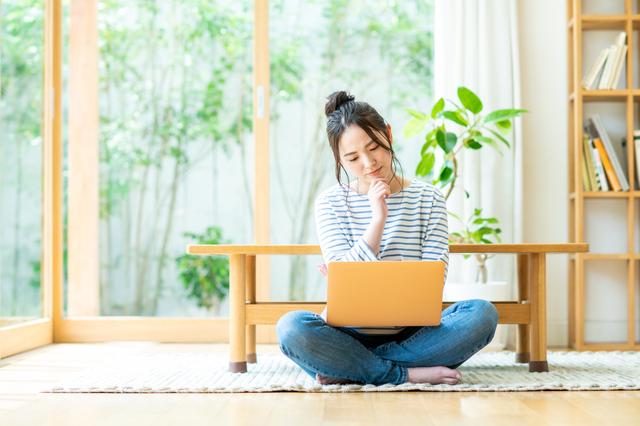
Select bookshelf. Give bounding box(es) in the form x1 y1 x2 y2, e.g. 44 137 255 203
568 0 640 350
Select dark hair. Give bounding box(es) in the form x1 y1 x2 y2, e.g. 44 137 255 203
325 90 404 207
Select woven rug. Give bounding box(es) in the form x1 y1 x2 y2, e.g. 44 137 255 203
43 351 640 393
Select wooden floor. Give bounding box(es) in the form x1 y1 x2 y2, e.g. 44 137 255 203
1 343 639 425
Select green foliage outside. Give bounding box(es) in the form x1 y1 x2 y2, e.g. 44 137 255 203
1 0 44 317
97 0 259 315
176 227 230 315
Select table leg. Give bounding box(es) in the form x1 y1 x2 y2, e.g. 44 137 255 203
529 253 548 372
246 255 257 364
516 254 530 363
229 254 247 373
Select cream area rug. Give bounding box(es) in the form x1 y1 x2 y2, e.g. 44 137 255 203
44 351 640 393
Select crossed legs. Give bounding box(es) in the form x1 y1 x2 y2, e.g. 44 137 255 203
276 299 499 386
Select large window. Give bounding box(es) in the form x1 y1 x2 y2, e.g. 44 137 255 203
63 0 254 318
1 0 45 327
1 0 435 346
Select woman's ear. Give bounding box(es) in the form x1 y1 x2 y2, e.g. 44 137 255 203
387 124 393 146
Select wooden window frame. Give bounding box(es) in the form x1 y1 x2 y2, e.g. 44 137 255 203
0 0 61 358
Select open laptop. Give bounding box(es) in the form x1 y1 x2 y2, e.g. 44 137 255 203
326 261 446 327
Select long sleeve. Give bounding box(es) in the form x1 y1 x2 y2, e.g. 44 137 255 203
315 195 379 263
421 188 449 282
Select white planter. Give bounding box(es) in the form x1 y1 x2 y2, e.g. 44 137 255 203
444 281 510 352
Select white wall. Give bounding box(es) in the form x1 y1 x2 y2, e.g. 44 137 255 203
518 0 570 346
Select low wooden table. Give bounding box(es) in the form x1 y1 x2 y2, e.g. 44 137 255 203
187 244 589 374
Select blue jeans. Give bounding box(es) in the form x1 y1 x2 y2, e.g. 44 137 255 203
276 299 499 385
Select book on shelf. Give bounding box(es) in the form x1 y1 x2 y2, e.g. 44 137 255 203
609 43 628 89
591 147 609 191
582 134 600 190
581 48 608 90
585 115 630 190
581 148 591 191
597 45 619 90
622 130 640 191
582 32 627 90
593 138 622 191
634 130 640 189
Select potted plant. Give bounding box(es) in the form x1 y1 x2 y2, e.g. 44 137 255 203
404 86 526 279
404 87 527 349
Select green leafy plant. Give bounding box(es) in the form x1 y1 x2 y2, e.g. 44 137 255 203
404 87 527 283
448 209 502 283
404 87 527 200
176 227 231 314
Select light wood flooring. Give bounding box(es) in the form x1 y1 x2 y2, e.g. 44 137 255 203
1 343 639 425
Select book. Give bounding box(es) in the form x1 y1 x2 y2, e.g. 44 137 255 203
583 135 599 190
581 147 591 191
634 130 640 189
581 48 609 90
598 45 619 90
591 147 610 191
636 138 640 190
609 44 627 89
605 32 627 89
588 115 630 190
593 138 622 191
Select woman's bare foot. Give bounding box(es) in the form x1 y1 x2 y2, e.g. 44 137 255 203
316 374 356 385
406 366 461 385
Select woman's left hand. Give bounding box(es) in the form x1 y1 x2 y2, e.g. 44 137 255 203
317 262 328 279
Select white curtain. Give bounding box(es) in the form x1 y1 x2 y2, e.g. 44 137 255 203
435 0 523 286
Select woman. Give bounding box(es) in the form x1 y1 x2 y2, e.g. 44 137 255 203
276 91 498 386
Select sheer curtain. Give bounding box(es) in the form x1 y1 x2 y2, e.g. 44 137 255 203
434 0 523 344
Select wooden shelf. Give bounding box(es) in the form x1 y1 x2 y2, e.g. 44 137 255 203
568 1 639 352
581 15 627 30
569 191 640 198
582 90 629 101
582 253 635 260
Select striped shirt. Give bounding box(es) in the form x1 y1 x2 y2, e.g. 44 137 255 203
315 179 449 335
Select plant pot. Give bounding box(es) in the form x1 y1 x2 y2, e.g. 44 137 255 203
443 281 509 351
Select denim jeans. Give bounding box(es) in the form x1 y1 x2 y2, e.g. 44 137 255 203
276 299 499 385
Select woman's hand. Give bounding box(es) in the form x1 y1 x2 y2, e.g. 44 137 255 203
316 262 328 279
368 177 390 222
317 263 328 321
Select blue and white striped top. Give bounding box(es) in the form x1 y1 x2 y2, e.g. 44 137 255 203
315 179 450 334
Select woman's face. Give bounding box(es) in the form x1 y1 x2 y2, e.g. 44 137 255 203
339 124 394 185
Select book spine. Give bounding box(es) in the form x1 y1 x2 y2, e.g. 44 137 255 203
592 148 610 191
583 135 599 190
610 45 627 89
582 48 609 90
582 149 592 191
635 138 640 190
594 138 622 191
598 45 618 90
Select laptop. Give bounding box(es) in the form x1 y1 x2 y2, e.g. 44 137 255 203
326 261 446 327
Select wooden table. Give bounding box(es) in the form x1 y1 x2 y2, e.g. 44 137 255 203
187 244 589 374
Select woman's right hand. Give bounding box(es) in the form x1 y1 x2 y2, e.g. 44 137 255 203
368 177 390 221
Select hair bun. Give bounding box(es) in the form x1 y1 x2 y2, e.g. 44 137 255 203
325 91 355 117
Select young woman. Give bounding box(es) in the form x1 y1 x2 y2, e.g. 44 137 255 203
276 91 499 386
